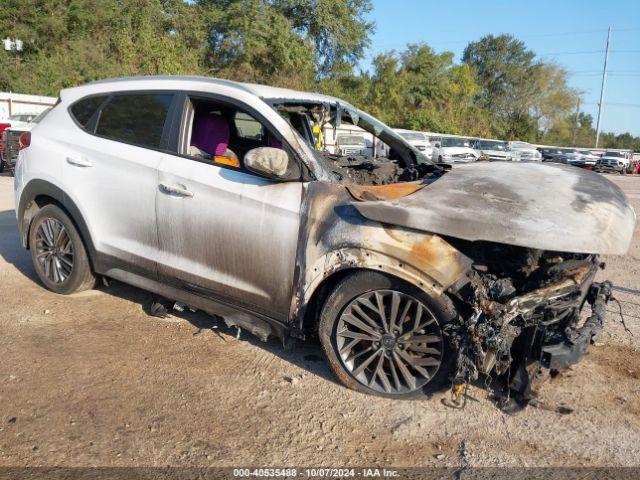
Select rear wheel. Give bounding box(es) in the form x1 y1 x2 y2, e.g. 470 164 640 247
319 271 457 398
29 204 96 294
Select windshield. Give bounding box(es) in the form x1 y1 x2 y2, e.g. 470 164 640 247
399 132 427 142
337 135 365 146
477 140 506 150
442 137 471 148
604 151 625 158
510 141 533 149
8 114 35 122
268 98 438 185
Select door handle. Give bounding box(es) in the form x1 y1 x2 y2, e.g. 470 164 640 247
159 183 193 198
66 156 93 167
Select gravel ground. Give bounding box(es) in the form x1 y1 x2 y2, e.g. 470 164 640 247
0 172 639 468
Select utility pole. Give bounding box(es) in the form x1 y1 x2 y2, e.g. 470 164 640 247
595 26 611 148
571 98 580 146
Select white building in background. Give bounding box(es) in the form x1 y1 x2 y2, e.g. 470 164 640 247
0 92 57 120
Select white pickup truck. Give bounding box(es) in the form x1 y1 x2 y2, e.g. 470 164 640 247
594 150 634 174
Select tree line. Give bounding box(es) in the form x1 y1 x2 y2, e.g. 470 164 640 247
1 0 637 151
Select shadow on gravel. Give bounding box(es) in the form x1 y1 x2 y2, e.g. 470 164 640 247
0 201 344 388
0 208 39 282
99 280 338 386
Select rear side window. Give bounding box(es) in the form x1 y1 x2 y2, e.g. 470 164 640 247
70 95 107 127
96 93 173 149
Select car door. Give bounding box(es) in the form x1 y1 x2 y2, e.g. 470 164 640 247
64 92 176 277
155 95 303 320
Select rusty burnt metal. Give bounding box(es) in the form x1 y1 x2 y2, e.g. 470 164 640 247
346 181 426 201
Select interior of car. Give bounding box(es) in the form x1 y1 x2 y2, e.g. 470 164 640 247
185 98 283 170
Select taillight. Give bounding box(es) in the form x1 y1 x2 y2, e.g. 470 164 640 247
18 132 31 149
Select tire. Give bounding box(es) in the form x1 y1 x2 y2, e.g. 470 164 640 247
28 204 96 294
0 157 5 173
319 270 458 398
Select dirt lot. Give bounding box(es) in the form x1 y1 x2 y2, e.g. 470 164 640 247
0 172 639 468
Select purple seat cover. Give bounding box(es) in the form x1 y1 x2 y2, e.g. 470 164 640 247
191 114 229 156
268 136 283 149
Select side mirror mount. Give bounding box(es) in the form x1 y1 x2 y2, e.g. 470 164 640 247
244 147 291 179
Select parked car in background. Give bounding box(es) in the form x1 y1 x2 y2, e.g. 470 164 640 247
431 136 478 163
561 149 599 170
470 138 516 161
595 150 633 174
335 133 370 157
507 141 542 161
0 112 39 128
1 108 51 173
394 129 433 160
539 147 566 162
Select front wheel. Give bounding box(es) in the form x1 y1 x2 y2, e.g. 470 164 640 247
29 204 96 294
319 271 458 398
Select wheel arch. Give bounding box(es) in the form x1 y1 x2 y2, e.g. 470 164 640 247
296 248 459 337
18 179 96 266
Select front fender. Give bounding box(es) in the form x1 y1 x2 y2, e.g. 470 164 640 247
291 181 472 328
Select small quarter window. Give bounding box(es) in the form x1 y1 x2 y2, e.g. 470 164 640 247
96 93 173 149
70 95 108 128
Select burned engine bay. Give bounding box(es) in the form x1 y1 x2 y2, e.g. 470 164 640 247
443 240 613 408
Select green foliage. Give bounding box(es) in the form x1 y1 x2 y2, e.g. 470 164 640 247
270 0 374 77
321 43 493 138
0 0 207 95
462 34 579 140
201 0 316 89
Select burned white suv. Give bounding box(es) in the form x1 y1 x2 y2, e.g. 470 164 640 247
14 76 635 404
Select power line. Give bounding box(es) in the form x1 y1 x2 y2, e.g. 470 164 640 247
595 26 611 148
540 49 640 56
369 28 640 50
606 102 640 109
584 101 640 109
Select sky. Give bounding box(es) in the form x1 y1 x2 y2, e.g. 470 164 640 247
363 0 640 136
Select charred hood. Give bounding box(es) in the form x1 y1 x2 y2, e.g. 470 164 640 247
352 162 636 255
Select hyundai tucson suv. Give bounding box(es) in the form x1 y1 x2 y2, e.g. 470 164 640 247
14 76 636 403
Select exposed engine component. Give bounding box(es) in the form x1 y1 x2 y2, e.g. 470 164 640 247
444 242 611 406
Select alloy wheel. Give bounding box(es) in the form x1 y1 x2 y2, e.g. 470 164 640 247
34 218 74 283
335 289 444 394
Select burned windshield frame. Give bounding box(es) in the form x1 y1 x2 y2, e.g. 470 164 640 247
266 99 431 168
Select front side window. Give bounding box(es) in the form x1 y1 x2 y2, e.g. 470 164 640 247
184 97 290 175
96 93 173 149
